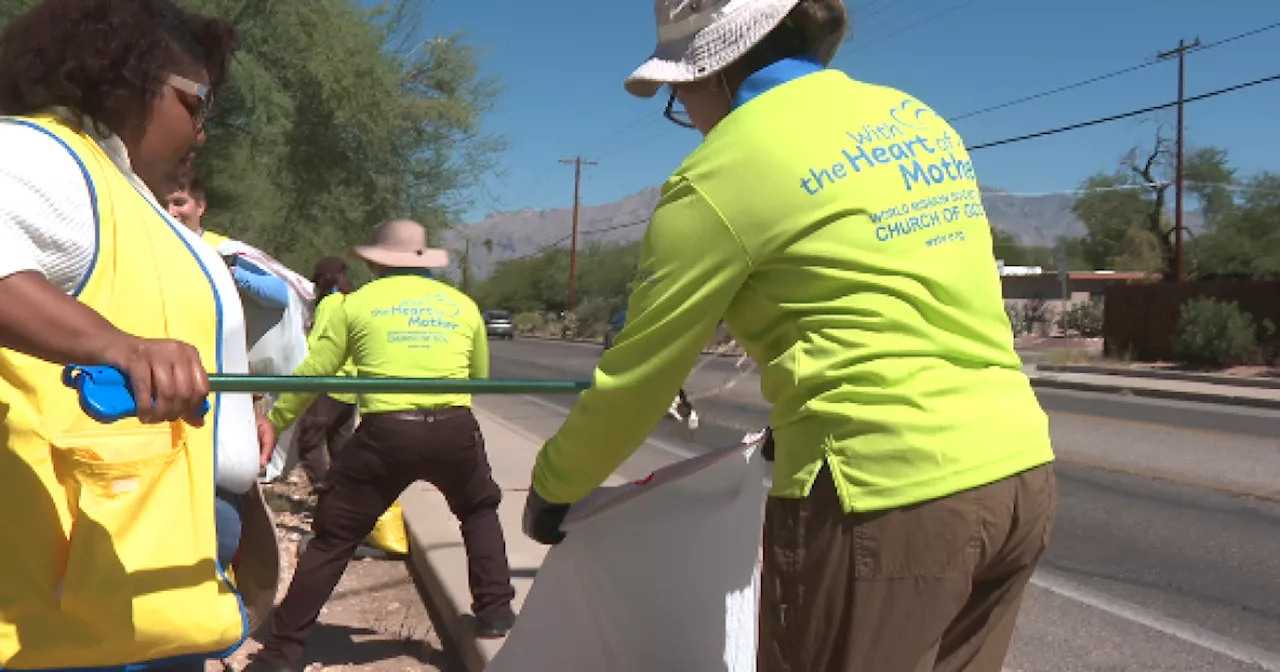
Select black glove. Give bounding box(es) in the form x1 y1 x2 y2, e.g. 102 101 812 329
523 487 570 546
761 427 775 462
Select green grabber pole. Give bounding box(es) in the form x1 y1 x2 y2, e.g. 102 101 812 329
62 365 591 423
205 375 591 395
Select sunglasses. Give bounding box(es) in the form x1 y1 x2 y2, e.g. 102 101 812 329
664 87 696 129
166 73 213 130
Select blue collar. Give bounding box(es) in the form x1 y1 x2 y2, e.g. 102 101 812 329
382 267 434 279
733 55 824 109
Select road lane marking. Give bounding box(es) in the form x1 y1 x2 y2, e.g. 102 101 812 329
519 395 701 459
1032 570 1280 670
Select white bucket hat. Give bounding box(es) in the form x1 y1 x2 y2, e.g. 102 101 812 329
625 0 804 98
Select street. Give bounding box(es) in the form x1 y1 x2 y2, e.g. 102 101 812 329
486 338 1280 672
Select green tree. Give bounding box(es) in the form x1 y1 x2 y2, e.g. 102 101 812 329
1 0 503 274
1073 133 1239 278
1185 146 1238 227
575 241 642 306
194 0 502 271
1193 173 1280 278
473 240 643 320
991 228 1054 267
1072 171 1153 271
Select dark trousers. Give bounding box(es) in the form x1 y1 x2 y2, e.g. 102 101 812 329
294 394 356 485
254 408 516 668
759 463 1056 672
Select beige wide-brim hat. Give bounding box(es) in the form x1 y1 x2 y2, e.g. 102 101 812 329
352 219 449 269
625 0 804 98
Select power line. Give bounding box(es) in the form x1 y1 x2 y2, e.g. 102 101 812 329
952 62 1160 121
502 218 648 264
845 0 982 54
1200 19 1280 49
967 72 1280 151
952 20 1280 121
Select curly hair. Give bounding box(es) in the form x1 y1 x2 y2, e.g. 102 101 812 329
0 0 240 136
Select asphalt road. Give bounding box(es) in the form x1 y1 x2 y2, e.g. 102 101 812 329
487 338 1280 672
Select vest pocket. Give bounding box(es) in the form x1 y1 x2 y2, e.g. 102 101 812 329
50 425 223 654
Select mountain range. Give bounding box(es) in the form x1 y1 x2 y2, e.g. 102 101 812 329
440 185 1198 279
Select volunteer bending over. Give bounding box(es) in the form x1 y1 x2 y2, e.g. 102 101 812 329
243 220 517 672
0 0 275 668
523 1 1057 671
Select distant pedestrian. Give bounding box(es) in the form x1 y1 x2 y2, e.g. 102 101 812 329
243 220 516 672
522 1 1056 671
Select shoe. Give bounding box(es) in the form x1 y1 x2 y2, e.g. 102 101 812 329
686 410 699 431
237 657 299 672
476 614 515 639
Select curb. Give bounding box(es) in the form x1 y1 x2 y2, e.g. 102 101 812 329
401 405 633 672
404 494 490 672
1030 376 1280 411
518 333 599 345
1037 363 1280 390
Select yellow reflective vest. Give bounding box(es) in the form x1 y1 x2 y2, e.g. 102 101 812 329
0 114 247 669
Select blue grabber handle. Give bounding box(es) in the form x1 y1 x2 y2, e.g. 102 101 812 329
62 365 211 424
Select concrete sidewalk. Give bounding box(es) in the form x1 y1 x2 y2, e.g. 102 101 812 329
1038 363 1280 389
1028 367 1280 410
400 403 626 671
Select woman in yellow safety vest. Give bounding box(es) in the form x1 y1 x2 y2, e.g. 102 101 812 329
522 1 1057 671
0 0 276 669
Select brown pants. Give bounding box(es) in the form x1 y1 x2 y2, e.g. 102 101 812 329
294 393 357 485
254 408 516 668
759 463 1056 672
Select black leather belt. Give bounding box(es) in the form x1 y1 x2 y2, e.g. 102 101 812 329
370 407 470 423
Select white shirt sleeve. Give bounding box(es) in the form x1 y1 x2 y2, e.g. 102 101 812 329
0 122 97 293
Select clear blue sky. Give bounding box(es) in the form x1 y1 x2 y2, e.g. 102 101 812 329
388 0 1279 223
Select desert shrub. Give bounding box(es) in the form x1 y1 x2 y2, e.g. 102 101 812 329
1171 298 1258 367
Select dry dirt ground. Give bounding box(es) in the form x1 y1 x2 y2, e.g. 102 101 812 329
215 473 463 672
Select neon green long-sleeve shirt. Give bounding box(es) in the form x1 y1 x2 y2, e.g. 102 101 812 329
269 273 489 432
532 62 1053 513
309 292 358 405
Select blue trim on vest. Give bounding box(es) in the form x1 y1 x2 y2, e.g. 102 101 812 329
0 119 248 670
0 118 102 298
134 190 252 664
732 55 824 109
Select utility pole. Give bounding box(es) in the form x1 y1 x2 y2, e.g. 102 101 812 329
461 237 470 293
1158 37 1201 282
558 156 597 310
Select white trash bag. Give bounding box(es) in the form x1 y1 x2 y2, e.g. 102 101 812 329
215 240 315 482
487 436 769 672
